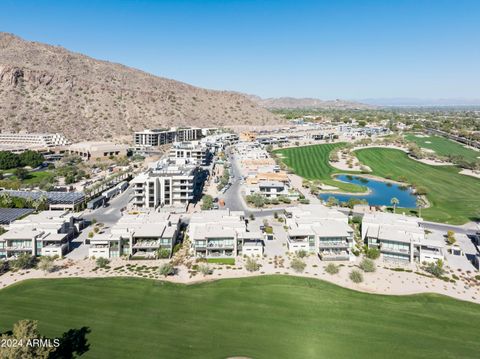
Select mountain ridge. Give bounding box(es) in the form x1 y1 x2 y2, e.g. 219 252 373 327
0 32 279 141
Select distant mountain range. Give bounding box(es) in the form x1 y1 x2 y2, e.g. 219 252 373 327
361 98 480 107
248 95 374 110
0 33 279 141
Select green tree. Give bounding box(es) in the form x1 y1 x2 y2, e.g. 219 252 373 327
14 167 29 180
201 194 214 210
19 150 45 168
11 253 37 270
0 320 55 359
0 151 20 170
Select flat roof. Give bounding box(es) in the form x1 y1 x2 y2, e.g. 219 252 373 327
0 208 34 225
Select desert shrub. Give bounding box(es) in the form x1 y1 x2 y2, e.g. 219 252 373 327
245 257 261 272
365 248 380 260
37 256 55 273
349 269 364 283
359 258 376 272
297 250 308 258
325 263 339 275
290 258 306 273
198 264 212 276
424 259 445 278
96 257 110 268
11 253 37 270
159 263 175 277
157 248 171 259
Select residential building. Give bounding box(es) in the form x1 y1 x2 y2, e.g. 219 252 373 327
89 211 180 259
189 210 263 258
284 205 354 261
362 212 444 263
134 127 203 147
0 211 84 259
131 158 205 209
169 141 210 166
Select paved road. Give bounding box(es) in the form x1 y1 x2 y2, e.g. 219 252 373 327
220 152 287 218
83 186 133 225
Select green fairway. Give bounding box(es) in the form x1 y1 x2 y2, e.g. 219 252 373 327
274 143 364 192
405 134 480 162
356 148 480 224
0 276 479 359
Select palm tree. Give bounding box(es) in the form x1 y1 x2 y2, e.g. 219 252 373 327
416 197 423 218
390 197 399 212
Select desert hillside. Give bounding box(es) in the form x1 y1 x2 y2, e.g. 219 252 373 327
0 33 279 141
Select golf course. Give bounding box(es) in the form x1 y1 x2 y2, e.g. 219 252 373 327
355 148 480 224
274 143 364 192
0 276 479 359
276 143 480 224
405 134 480 162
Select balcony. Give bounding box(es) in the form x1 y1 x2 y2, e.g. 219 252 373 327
318 241 349 249
381 247 410 255
133 240 160 249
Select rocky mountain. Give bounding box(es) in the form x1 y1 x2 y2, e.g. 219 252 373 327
249 95 374 110
0 33 279 141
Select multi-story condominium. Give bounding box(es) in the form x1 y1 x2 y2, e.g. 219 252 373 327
89 212 180 259
284 205 354 261
131 158 205 209
0 131 71 148
189 210 263 258
169 141 210 166
0 211 84 259
134 127 203 147
362 212 444 263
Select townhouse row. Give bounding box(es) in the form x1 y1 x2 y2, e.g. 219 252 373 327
0 211 85 259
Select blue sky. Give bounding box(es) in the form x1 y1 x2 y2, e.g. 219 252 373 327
1 0 479 100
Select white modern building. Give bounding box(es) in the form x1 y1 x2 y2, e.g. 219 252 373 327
0 211 85 259
189 210 263 258
88 211 180 259
284 205 354 261
131 158 205 209
362 212 444 263
134 127 203 147
169 141 210 166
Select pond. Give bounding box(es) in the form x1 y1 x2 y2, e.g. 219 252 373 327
319 175 417 207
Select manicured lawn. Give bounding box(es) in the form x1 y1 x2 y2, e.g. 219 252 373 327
405 134 480 162
206 258 235 265
274 143 364 192
356 148 480 224
3 170 55 186
0 276 479 359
